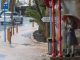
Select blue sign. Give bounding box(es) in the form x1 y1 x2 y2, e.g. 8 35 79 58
4 2 8 11
0 0 1 10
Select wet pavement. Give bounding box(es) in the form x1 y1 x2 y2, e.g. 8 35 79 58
0 17 49 60
0 54 6 60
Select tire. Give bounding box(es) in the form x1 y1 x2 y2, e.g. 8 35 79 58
1 22 3 25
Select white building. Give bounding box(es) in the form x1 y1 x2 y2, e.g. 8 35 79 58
16 0 34 6
63 0 77 16
55 0 77 16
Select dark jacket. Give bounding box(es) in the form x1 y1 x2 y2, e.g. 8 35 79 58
67 26 78 46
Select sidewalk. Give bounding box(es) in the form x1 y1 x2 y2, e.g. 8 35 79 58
0 22 49 60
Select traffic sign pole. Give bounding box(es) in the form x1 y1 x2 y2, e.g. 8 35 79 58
3 1 9 46
4 4 6 45
49 0 52 39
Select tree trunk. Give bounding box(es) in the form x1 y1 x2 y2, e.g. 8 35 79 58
10 0 16 35
45 6 49 16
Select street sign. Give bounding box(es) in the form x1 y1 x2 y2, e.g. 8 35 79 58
41 17 50 22
0 0 1 10
4 1 8 11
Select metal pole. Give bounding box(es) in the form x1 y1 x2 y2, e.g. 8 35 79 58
52 0 56 58
16 24 18 33
19 6 21 15
58 0 63 57
32 21 34 27
48 0 52 55
49 0 52 38
4 4 6 45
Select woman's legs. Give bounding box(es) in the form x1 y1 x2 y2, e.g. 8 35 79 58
71 45 74 54
71 45 75 57
65 38 71 57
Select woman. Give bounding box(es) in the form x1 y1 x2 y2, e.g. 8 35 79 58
65 17 78 57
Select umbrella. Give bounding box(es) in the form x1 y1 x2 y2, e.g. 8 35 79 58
62 14 80 29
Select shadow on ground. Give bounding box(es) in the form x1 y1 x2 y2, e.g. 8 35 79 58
33 30 47 43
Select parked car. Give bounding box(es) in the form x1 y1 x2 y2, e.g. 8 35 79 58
0 11 11 25
0 11 23 25
13 12 23 24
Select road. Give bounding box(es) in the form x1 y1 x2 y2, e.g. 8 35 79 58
0 17 49 60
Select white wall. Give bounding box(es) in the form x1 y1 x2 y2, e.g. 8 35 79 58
19 0 34 6
64 0 77 16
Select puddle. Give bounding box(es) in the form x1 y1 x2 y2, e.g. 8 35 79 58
21 44 31 46
21 33 31 39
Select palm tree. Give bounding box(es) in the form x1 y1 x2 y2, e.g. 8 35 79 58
1 0 6 9
25 0 46 34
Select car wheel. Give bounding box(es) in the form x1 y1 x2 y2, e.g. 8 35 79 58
1 22 3 25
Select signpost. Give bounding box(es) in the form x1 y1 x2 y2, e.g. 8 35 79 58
4 1 8 11
3 0 8 45
49 0 52 40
